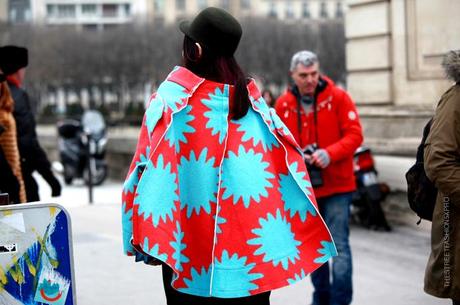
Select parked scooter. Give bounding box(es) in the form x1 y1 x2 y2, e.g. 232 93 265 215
57 110 108 186
351 146 392 231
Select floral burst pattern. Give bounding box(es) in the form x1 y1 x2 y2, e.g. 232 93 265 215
233 107 279 152
165 105 196 152
134 154 178 227
279 162 317 222
178 148 218 218
221 145 274 208
202 86 230 144
122 66 336 299
247 209 301 270
212 250 263 296
170 222 190 271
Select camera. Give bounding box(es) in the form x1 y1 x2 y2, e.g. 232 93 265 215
303 143 324 187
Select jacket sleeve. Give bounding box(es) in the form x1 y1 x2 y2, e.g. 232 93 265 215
424 90 460 205
12 88 59 195
13 89 53 171
121 95 163 255
25 128 59 195
325 90 363 163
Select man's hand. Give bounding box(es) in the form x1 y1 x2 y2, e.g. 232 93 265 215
311 149 331 169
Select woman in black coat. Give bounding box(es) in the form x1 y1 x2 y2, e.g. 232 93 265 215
0 45 61 201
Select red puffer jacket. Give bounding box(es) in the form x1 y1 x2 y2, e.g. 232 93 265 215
275 76 363 199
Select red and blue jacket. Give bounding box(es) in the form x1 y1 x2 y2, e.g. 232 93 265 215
122 66 336 298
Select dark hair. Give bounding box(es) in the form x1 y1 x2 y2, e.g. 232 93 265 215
262 89 275 107
182 35 249 119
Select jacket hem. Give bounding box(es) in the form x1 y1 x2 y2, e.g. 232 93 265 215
424 285 460 300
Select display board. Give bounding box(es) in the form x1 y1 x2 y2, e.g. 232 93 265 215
0 203 76 305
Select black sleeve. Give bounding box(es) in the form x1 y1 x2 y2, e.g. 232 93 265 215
13 87 53 172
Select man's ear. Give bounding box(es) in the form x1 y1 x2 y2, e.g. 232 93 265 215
195 43 202 59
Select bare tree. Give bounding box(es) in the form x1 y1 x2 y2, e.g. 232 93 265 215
1 18 345 123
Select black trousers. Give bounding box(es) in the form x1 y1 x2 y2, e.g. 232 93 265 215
23 172 39 202
162 264 271 305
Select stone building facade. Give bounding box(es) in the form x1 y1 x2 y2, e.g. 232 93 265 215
345 0 458 155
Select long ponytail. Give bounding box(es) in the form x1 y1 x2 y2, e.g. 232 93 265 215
183 36 250 119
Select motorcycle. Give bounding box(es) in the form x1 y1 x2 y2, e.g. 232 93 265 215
351 146 392 231
57 110 108 186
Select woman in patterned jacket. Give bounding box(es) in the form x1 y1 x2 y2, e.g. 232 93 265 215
122 7 336 305
0 69 26 204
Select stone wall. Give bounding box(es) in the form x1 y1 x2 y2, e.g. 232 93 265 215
345 0 458 155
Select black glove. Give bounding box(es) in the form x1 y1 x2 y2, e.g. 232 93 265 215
40 169 62 197
49 177 62 197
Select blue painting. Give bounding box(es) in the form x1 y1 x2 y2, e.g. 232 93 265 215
0 206 74 305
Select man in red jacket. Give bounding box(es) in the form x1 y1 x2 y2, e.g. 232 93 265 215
275 50 363 305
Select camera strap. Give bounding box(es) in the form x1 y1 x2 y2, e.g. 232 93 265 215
294 87 320 148
295 93 303 146
313 97 319 147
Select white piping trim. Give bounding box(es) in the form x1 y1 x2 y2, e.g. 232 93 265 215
209 84 230 296
137 76 206 289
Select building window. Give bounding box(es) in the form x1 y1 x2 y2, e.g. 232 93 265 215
320 1 328 18
57 4 76 18
10 9 17 21
285 1 294 18
220 0 230 10
47 4 56 17
268 1 277 18
240 0 250 10
8 0 31 23
176 0 185 11
154 0 165 13
81 4 97 16
335 1 343 18
302 1 310 18
102 4 118 17
197 0 207 9
24 8 31 20
124 4 131 16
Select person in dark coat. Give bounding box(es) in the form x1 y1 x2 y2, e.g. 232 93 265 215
0 45 61 201
0 68 26 204
0 71 21 203
424 50 460 305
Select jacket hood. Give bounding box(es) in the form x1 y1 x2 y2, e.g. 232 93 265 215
442 50 460 83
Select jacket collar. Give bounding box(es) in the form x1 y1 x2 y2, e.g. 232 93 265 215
160 66 301 152
165 66 264 114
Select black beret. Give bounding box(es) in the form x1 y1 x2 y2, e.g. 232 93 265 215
179 7 242 56
0 46 28 76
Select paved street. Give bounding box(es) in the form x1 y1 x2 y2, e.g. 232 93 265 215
33 172 450 305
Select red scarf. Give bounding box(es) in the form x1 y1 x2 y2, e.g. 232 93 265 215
6 75 21 88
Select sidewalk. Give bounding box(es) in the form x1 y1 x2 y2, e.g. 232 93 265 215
33 174 449 305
